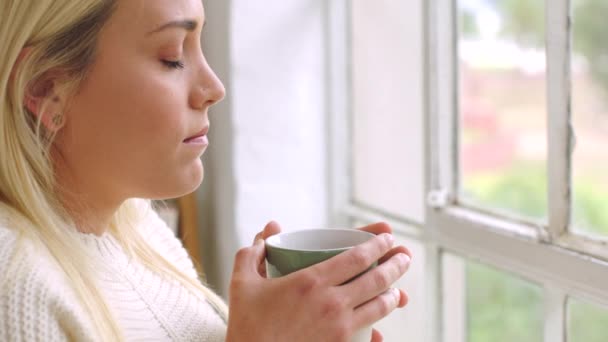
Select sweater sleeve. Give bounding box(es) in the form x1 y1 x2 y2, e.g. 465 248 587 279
0 227 97 342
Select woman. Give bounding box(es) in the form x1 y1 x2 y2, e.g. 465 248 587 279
0 0 412 341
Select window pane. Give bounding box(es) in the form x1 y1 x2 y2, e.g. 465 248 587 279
351 0 424 222
458 0 547 222
568 298 608 342
465 257 543 342
443 254 466 342
572 0 608 238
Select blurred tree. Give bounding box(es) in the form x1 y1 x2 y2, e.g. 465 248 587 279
495 0 544 48
487 0 608 97
461 9 479 38
573 0 608 97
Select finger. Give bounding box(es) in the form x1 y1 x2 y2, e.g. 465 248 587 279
358 222 392 235
371 329 383 342
353 288 401 329
378 245 412 265
253 231 264 244
262 221 282 239
307 233 394 286
342 253 410 307
253 221 283 244
257 260 267 277
253 222 281 276
397 289 409 308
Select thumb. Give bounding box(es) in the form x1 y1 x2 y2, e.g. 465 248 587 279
233 239 267 279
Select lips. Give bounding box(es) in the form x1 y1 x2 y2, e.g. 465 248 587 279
184 126 209 143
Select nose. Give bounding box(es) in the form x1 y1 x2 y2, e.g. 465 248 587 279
189 59 226 111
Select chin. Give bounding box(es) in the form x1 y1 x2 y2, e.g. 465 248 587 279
177 161 205 196
147 163 205 200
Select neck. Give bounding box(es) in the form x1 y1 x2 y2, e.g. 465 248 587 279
51 136 127 236
61 193 120 236
54 161 122 236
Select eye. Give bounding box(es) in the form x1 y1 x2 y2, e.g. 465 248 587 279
161 59 185 69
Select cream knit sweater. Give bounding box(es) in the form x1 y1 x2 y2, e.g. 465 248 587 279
0 208 227 341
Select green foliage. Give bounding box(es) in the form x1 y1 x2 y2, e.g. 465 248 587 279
463 163 547 220
460 9 479 38
488 0 608 97
573 0 608 100
569 300 608 342
467 262 543 342
464 163 608 341
573 179 608 235
495 0 545 48
465 162 608 233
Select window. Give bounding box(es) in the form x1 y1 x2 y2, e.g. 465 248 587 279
327 0 608 341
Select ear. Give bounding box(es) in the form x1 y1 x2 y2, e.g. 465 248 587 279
23 73 67 132
24 90 65 132
11 47 66 132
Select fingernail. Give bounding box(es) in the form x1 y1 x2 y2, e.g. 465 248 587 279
383 233 394 245
397 253 411 266
391 288 401 302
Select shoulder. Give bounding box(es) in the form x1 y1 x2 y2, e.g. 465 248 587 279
138 207 199 280
0 224 96 342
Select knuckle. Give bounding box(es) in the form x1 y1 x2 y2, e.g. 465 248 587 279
377 293 396 316
333 322 352 342
376 234 392 253
321 295 347 318
348 249 370 271
296 272 322 295
372 270 390 290
234 247 250 262
229 275 247 293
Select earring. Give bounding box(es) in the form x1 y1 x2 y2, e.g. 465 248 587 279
51 113 64 127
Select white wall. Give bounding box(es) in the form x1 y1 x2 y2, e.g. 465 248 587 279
198 3 429 341
200 0 329 297
351 0 425 223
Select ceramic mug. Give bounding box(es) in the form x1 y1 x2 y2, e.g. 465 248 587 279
265 228 377 342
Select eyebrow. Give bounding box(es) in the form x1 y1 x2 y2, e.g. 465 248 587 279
146 19 203 36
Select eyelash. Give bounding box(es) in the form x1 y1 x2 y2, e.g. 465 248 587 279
161 60 185 69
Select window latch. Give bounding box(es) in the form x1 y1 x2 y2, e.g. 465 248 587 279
427 189 451 209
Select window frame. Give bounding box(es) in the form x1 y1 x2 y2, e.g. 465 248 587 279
327 0 608 341
427 0 608 340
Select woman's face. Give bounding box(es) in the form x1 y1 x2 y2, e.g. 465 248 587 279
55 0 224 203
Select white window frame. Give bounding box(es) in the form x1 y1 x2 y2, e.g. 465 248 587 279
327 0 608 341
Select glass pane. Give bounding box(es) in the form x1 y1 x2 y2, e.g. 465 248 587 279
351 0 424 222
568 298 608 342
458 0 547 222
572 0 608 237
442 254 467 342
466 258 543 342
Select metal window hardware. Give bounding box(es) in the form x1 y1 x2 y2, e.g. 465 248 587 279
427 189 450 209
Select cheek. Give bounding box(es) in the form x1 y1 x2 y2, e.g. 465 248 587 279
129 83 184 145
75 64 184 148
64 62 189 184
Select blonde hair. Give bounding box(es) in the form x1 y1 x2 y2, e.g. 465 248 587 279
0 1 228 340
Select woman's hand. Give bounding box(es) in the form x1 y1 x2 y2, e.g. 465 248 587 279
226 222 411 342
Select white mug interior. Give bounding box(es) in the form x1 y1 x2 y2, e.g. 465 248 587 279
265 228 375 251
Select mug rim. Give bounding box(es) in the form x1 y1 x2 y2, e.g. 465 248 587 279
265 228 376 252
